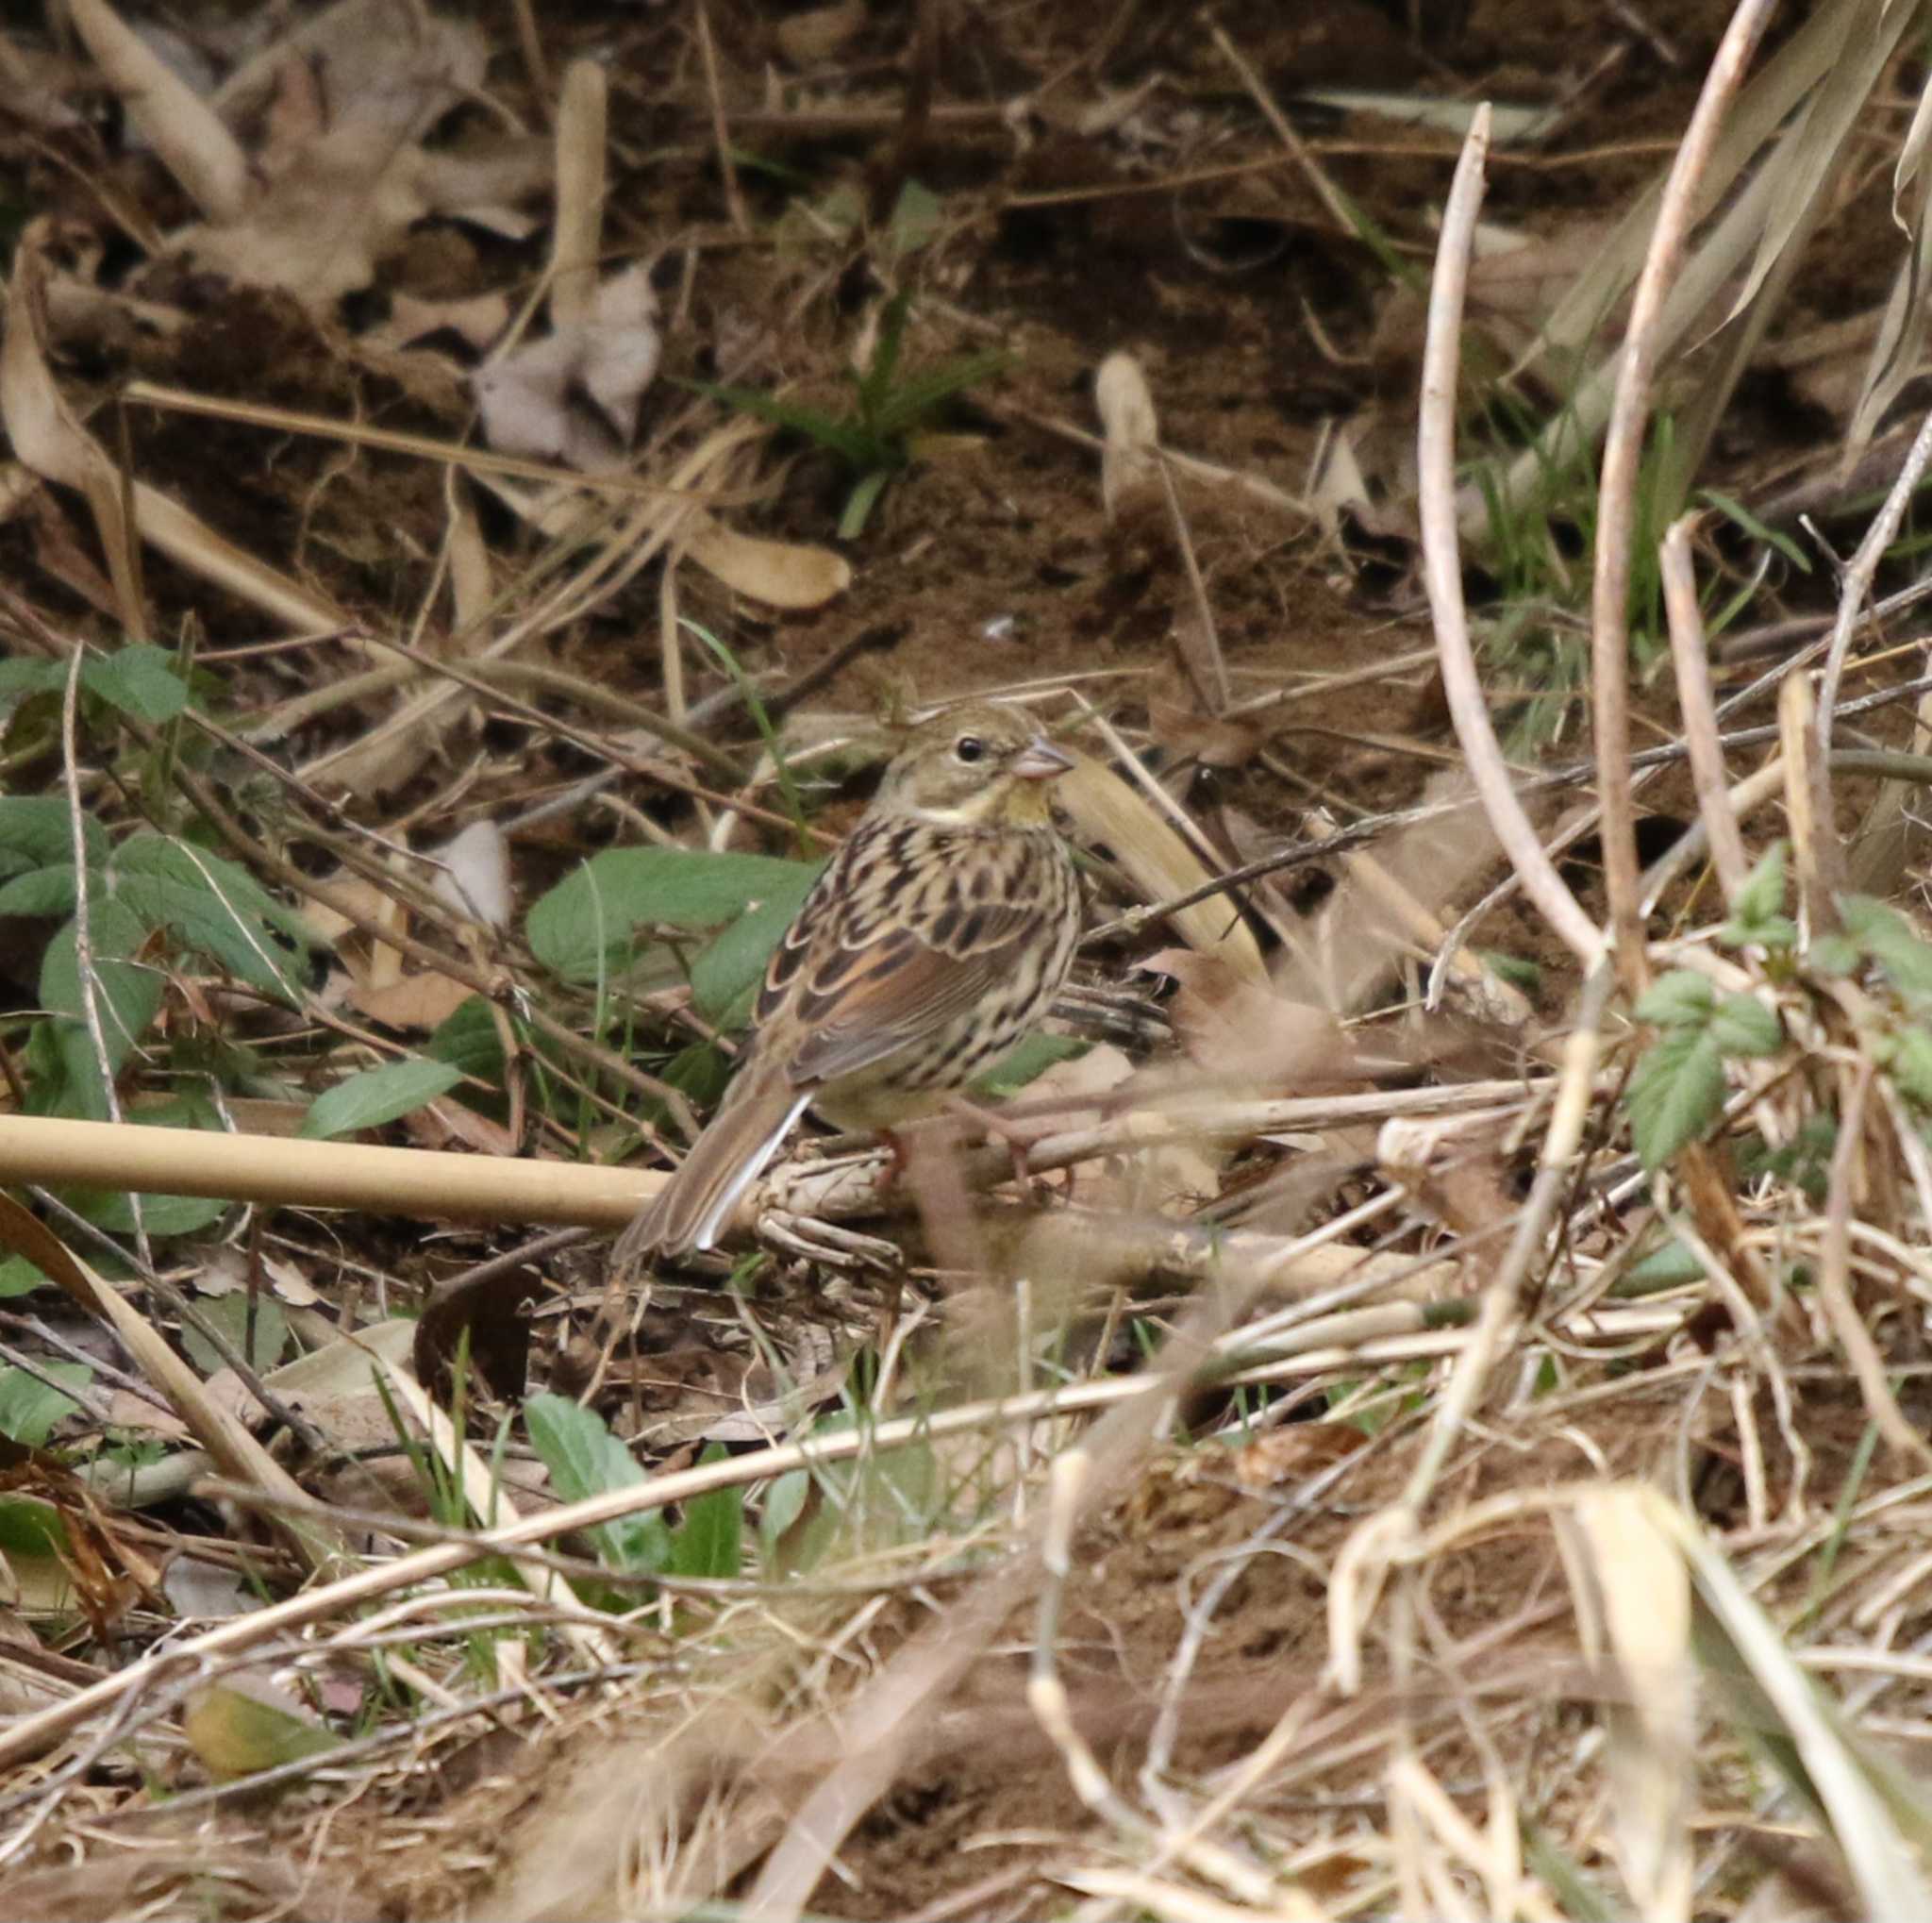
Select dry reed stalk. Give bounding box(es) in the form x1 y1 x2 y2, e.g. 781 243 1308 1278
1591 0 1777 995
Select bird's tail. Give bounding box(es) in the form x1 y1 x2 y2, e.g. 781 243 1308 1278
611 1066 811 1263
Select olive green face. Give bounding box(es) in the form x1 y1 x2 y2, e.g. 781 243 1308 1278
878 705 1074 827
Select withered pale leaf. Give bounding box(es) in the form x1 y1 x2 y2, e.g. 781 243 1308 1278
681 511 854 609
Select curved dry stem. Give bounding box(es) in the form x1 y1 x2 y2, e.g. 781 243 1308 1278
1818 403 1932 748
1418 109 1601 966
1592 0 1777 992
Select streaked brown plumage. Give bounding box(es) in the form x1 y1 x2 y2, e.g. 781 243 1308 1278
613 703 1082 1262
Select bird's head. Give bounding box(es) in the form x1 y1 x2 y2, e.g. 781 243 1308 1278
874 703 1074 829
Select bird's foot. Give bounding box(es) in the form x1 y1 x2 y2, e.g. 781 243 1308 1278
941 1095 1046 1189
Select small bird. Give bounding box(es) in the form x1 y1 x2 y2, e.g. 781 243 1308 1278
613 703 1082 1262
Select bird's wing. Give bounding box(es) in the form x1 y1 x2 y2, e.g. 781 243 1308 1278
756 828 1058 1089
783 911 1045 1087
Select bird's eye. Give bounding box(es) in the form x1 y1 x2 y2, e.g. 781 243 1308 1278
954 735 986 764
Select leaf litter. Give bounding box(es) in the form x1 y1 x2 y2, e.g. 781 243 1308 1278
5 0 1932 1918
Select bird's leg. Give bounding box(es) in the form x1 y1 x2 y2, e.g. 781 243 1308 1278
875 1127 912 1191
941 1095 1043 1189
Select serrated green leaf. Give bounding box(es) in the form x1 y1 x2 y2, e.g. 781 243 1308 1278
668 1445 742 1579
1730 842 1788 924
1627 1028 1725 1169
1633 969 1716 1028
525 1393 670 1576
528 848 817 985
1841 896 1932 1006
1807 933 1861 976
1709 994 1783 1059
1719 911 1796 952
299 1059 463 1141
0 1360 91 1445
1890 1027 1932 1109
83 644 190 722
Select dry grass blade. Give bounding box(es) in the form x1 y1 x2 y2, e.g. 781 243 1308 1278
65 0 249 222
1847 63 1932 456
1058 754 1268 985
1655 1491 1932 1915
0 1196 343 1574
1564 1486 1694 1922
1 226 145 638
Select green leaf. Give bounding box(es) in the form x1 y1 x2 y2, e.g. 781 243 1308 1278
84 1189 230 1236
0 660 65 700
39 898 163 1079
0 1361 91 1446
528 848 816 984
1697 490 1812 571
887 177 942 256
668 1445 742 1579
0 1497 68 1557
0 796 104 878
1729 842 1788 925
1633 969 1716 1028
1719 911 1797 952
1620 1238 1706 1295
524 1393 670 1576
1842 896 1932 1006
1627 1028 1724 1170
1479 948 1541 992
837 464 893 540
871 351 1008 440
180 1293 289 1376
0 1257 50 1299
689 865 823 1024
971 1031 1088 1098
1890 1027 1932 1109
299 1059 463 1141
0 862 83 915
83 644 190 722
1708 994 1783 1059
759 1467 811 1563
681 379 878 467
425 997 502 1079
184 1680 341 1781
112 833 310 1000
1807 933 1861 976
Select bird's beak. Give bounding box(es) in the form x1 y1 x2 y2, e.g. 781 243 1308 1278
1010 737 1075 781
